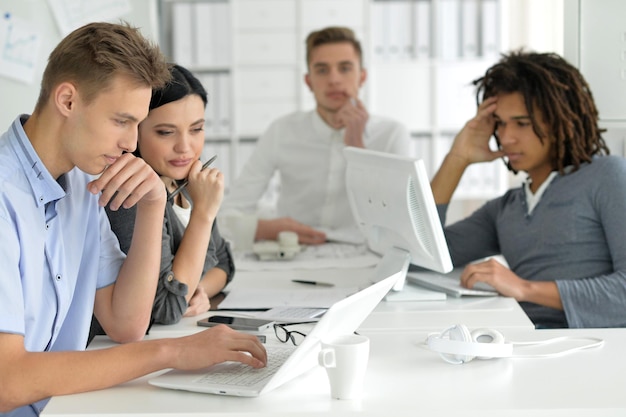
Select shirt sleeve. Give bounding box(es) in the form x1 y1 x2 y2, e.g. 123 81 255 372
105 205 187 325
151 209 189 325
384 121 412 155
0 213 24 334
97 207 126 289
205 219 235 284
440 199 503 267
365 117 412 156
556 158 626 328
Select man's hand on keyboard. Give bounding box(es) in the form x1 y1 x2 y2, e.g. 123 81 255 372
167 325 267 371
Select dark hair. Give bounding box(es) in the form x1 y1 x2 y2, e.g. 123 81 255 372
35 21 170 112
305 26 363 68
473 50 609 174
149 64 207 111
134 64 207 160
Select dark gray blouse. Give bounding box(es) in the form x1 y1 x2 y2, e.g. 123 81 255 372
105 190 234 325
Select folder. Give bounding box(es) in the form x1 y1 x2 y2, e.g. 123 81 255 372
481 0 499 58
413 0 431 60
199 74 217 136
371 1 389 62
213 2 232 67
172 2 194 66
461 0 479 59
438 0 461 60
194 2 216 67
386 0 413 61
215 73 232 136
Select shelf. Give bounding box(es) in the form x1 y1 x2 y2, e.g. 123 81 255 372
159 0 506 200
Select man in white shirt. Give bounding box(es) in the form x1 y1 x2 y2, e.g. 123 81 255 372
222 26 411 246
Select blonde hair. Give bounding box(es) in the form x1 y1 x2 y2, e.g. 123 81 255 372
35 21 170 111
305 26 363 68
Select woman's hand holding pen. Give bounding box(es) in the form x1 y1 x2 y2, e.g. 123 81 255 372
185 159 224 221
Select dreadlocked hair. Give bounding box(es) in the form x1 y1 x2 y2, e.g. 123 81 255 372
473 49 608 174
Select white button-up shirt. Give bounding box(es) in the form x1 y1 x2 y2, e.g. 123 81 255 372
222 110 411 233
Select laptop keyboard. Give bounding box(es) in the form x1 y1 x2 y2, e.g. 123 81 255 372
407 270 498 296
194 345 295 387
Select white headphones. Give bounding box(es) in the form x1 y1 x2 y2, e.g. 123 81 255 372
425 324 604 365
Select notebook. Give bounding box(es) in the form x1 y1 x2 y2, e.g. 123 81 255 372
149 271 400 397
406 268 498 298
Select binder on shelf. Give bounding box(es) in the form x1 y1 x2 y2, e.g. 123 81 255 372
458 159 506 198
481 0 499 58
203 140 231 188
194 2 216 68
410 134 433 175
436 61 490 130
370 63 430 132
438 0 461 60
386 0 413 61
371 1 389 62
198 73 218 136
413 0 431 60
213 1 232 67
215 73 232 137
461 0 479 59
172 2 194 67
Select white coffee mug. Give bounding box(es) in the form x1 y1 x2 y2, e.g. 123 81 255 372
318 334 370 400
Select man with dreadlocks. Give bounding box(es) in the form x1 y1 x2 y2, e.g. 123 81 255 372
430 50 626 328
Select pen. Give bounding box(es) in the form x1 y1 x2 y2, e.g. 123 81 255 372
168 155 217 200
292 279 335 287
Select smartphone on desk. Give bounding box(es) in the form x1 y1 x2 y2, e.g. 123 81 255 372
197 315 275 332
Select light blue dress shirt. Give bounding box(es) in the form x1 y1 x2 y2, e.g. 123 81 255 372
0 116 125 416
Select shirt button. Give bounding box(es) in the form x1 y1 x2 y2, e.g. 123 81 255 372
167 273 174 282
45 224 49 230
56 275 61 281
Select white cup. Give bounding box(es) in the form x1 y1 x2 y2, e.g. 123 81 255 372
318 334 370 400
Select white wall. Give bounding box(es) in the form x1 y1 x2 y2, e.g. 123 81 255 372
501 0 563 54
0 0 158 130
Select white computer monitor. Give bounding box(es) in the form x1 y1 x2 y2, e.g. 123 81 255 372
344 147 453 298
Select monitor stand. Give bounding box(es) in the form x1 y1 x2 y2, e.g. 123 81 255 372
373 248 447 302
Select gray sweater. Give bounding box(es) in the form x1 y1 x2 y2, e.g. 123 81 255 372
439 155 626 328
105 191 234 325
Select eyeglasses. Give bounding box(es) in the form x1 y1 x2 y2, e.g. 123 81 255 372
273 322 314 346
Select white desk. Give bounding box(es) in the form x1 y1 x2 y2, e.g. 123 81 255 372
41 266 563 416
43 328 626 416
148 267 534 336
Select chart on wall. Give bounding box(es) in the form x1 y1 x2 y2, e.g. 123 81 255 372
0 0 157 131
0 12 41 83
47 0 131 35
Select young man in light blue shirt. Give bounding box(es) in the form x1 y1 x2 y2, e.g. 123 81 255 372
0 22 265 417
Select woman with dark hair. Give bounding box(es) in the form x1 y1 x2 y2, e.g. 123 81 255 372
431 50 626 329
105 64 234 325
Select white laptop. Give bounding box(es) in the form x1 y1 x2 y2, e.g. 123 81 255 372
406 268 498 298
149 271 400 397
